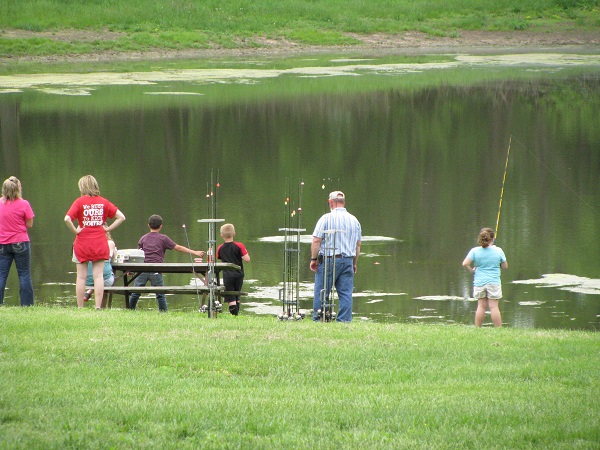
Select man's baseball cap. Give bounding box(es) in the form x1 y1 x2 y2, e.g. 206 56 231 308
328 191 345 201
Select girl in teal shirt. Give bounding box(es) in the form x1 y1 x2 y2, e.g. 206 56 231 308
462 228 508 327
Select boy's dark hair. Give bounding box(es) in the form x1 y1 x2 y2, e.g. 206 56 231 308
148 214 163 230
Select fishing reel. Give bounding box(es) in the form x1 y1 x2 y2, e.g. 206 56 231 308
315 307 336 322
277 311 304 321
199 299 222 314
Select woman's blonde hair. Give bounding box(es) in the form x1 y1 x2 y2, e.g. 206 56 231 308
2 176 22 201
78 175 100 196
477 227 495 248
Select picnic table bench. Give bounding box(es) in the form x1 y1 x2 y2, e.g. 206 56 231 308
99 261 243 309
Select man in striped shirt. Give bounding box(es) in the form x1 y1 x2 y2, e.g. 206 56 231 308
310 191 362 322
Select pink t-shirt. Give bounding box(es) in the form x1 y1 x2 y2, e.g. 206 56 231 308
0 197 35 244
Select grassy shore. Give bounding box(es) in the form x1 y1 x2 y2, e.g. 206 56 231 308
1 0 599 59
0 307 598 449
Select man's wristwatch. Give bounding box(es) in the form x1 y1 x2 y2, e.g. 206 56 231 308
310 257 318 261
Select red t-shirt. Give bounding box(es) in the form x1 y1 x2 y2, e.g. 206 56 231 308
67 195 118 263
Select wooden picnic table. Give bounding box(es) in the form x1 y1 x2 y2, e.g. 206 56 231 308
105 262 241 309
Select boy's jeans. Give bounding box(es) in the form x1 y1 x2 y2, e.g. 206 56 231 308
128 272 167 311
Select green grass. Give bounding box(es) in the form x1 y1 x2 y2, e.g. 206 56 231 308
0 307 598 449
1 0 599 58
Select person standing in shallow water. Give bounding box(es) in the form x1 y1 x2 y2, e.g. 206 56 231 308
462 227 508 327
0 176 35 306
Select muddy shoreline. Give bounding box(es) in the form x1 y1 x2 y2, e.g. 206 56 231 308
2 29 600 64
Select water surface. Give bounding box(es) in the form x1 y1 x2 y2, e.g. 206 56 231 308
1 52 599 329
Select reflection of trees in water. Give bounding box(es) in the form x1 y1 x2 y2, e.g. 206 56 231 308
147 79 598 276
162 107 188 225
0 99 20 176
2 76 598 327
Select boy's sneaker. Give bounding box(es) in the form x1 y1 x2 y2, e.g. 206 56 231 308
83 291 91 302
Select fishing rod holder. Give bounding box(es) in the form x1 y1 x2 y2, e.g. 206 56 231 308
197 218 225 319
277 179 306 321
313 228 346 323
277 227 306 321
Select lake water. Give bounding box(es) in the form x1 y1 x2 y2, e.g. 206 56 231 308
1 52 599 330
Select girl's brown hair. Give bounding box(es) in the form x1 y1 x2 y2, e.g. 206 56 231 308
477 227 495 248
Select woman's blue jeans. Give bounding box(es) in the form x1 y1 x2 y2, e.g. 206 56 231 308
313 257 354 322
0 242 34 306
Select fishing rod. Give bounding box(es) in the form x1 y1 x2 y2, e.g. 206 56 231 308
278 179 305 321
296 180 304 310
279 180 291 318
315 178 342 322
199 170 223 318
495 135 512 241
213 169 220 223
318 229 339 322
205 170 220 222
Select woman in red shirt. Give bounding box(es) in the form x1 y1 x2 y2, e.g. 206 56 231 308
64 175 125 309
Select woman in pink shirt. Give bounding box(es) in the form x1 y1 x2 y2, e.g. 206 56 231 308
0 176 35 306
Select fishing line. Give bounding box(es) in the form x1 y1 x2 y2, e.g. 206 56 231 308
512 134 595 208
182 223 203 308
282 179 291 316
494 135 598 242
495 135 512 240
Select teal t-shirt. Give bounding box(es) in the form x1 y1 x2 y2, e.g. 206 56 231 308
85 260 113 286
467 245 506 286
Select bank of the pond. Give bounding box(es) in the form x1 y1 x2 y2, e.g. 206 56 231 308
2 29 600 67
0 307 598 448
